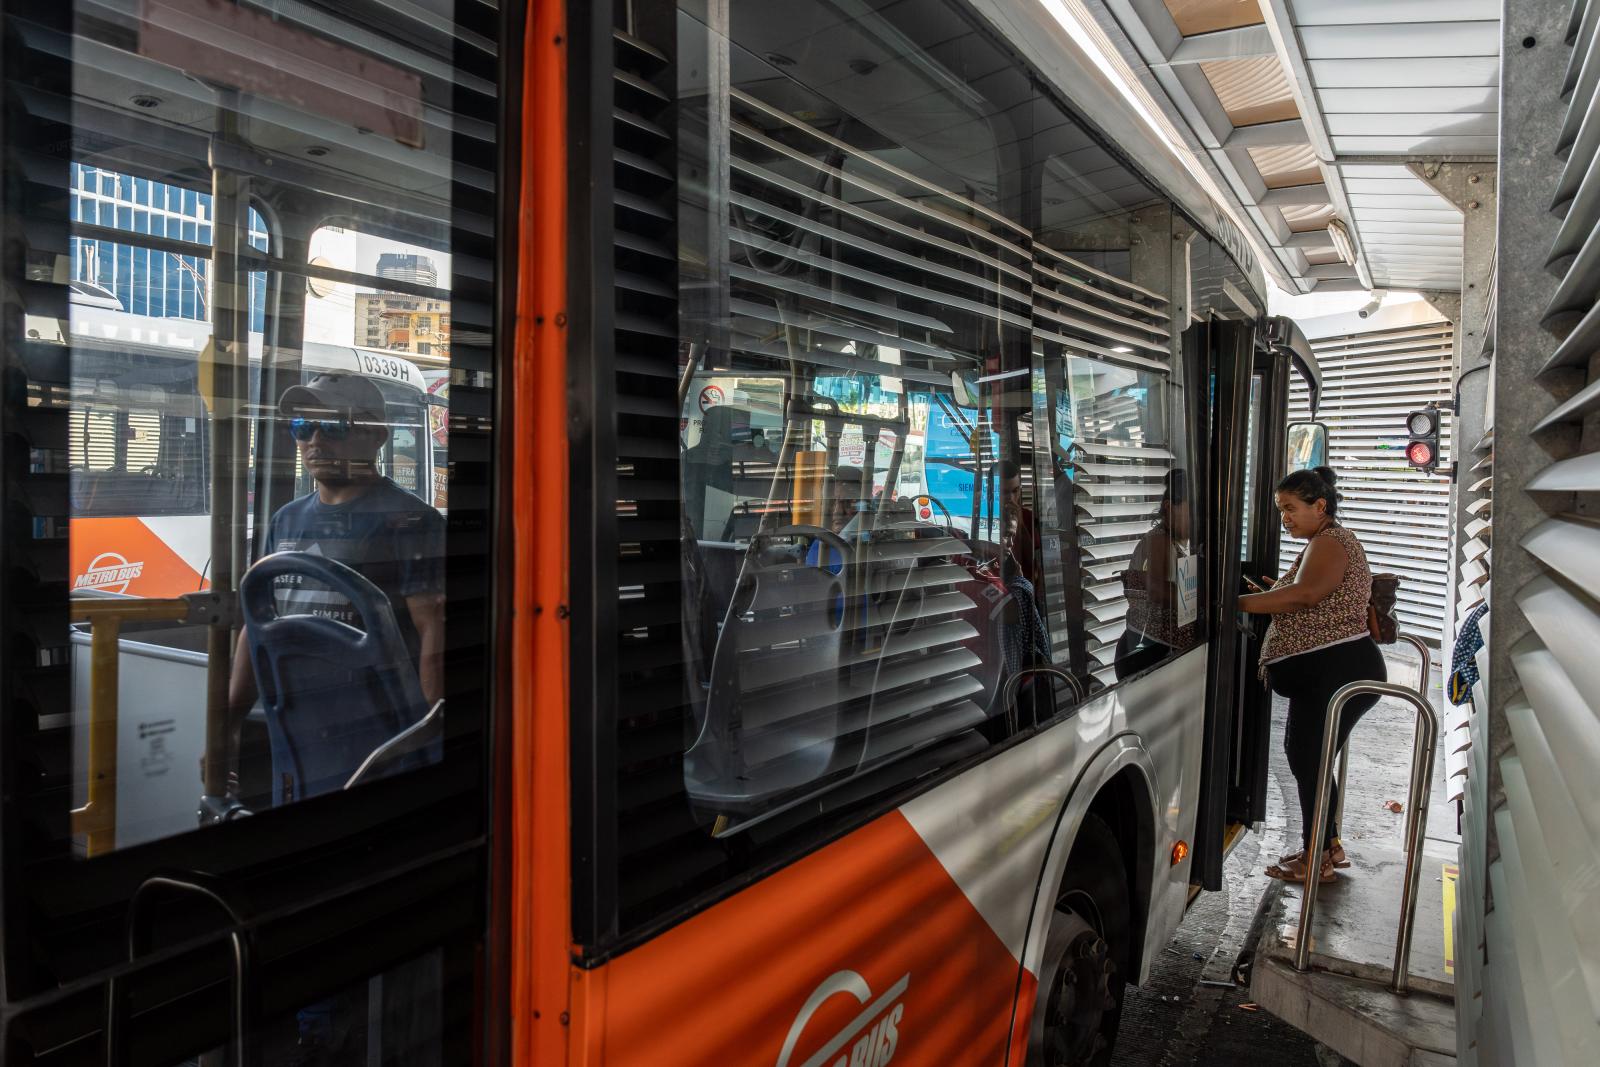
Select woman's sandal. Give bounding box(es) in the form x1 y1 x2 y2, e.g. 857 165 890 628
1265 850 1339 884
1278 838 1351 869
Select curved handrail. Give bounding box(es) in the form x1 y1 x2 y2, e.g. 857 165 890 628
1294 670 1439 994
1333 633 1432 831
1000 666 1086 734
108 872 256 1067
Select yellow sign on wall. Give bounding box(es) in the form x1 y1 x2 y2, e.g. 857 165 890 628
1442 862 1459 976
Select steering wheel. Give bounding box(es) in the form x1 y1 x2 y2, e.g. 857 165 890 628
777 524 853 567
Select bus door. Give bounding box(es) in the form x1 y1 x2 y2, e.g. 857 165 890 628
0 2 503 1063
1188 316 1317 885
1227 335 1299 830
1187 318 1255 890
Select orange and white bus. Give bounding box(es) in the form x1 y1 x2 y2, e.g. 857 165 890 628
0 2 1324 1065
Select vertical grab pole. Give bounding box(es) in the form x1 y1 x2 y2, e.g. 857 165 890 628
1333 743 1349 836
1396 633 1433 854
1333 638 1427 840
71 616 122 856
1392 689 1438 994
1293 683 1350 970
202 93 248 800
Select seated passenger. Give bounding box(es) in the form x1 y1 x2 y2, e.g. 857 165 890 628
227 373 447 759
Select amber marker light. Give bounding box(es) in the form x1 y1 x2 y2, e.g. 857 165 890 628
1171 841 1190 865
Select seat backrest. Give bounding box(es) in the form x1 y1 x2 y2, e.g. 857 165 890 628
239 551 433 804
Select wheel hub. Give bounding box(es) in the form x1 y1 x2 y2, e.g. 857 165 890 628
1043 926 1115 1066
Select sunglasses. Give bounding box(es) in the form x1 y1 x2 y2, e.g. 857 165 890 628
288 416 353 442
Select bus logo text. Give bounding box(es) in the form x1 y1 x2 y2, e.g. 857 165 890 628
74 552 145 594
778 970 908 1067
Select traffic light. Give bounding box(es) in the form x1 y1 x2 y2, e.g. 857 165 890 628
1405 405 1441 473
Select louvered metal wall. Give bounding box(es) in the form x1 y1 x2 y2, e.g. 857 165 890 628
1034 246 1177 688
1453 2 1600 1063
1281 320 1455 645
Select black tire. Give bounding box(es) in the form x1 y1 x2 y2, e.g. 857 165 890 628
1028 814 1131 1067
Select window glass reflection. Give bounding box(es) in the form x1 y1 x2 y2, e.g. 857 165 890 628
57 0 470 856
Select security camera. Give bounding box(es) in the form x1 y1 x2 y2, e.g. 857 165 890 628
1357 289 1389 319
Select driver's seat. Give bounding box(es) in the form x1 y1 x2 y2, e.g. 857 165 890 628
239 551 437 805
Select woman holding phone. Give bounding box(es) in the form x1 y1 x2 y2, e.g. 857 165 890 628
1240 466 1386 884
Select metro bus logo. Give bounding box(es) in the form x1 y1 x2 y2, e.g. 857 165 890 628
778 970 908 1067
73 552 145 594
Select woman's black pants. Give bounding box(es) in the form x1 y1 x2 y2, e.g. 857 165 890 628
1267 637 1388 851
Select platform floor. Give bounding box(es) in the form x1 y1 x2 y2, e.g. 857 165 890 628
1113 644 1457 1067
1249 644 1460 1067
1267 839 1457 1000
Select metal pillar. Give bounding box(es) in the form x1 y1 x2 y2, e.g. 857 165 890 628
203 97 249 800
1412 164 1497 650
1482 3 1584 859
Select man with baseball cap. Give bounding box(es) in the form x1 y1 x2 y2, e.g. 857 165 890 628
227 372 447 752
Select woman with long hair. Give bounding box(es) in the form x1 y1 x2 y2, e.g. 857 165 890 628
1241 466 1386 884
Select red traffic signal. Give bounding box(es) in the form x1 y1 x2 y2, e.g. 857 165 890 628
1405 405 1441 473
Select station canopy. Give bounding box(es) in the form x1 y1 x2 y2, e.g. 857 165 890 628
1077 0 1499 294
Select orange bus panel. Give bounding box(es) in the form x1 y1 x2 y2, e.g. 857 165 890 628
70 517 209 598
581 811 1023 1066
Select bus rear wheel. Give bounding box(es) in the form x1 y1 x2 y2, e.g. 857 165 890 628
1029 815 1130 1067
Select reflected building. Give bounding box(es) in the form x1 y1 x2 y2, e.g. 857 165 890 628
68 162 267 329
354 253 451 361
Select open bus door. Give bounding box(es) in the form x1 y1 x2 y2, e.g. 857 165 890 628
1189 315 1321 889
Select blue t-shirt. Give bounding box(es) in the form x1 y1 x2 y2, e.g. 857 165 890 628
264 478 445 661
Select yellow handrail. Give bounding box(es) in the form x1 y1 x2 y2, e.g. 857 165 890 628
69 596 192 856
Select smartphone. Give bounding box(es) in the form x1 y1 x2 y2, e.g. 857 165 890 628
1242 575 1268 593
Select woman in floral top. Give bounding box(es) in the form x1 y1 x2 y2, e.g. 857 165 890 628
1240 466 1387 884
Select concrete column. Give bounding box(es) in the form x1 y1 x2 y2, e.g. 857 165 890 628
1413 163 1496 648
1483 5 1586 860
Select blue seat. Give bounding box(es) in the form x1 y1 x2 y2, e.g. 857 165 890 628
239 551 436 805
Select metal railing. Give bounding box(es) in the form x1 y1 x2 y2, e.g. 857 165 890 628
1293 633 1437 994
1000 665 1086 733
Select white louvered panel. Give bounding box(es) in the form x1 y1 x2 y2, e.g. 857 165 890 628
1505 755 1600 1064
1503 699 1600 1019
1502 541 1600 1051
1046 263 1178 679
1512 578 1600 846
1491 805 1574 1066
1485 857 1549 1066
1281 321 1454 644
708 82 1045 806
725 88 1032 386
1527 450 1600 490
